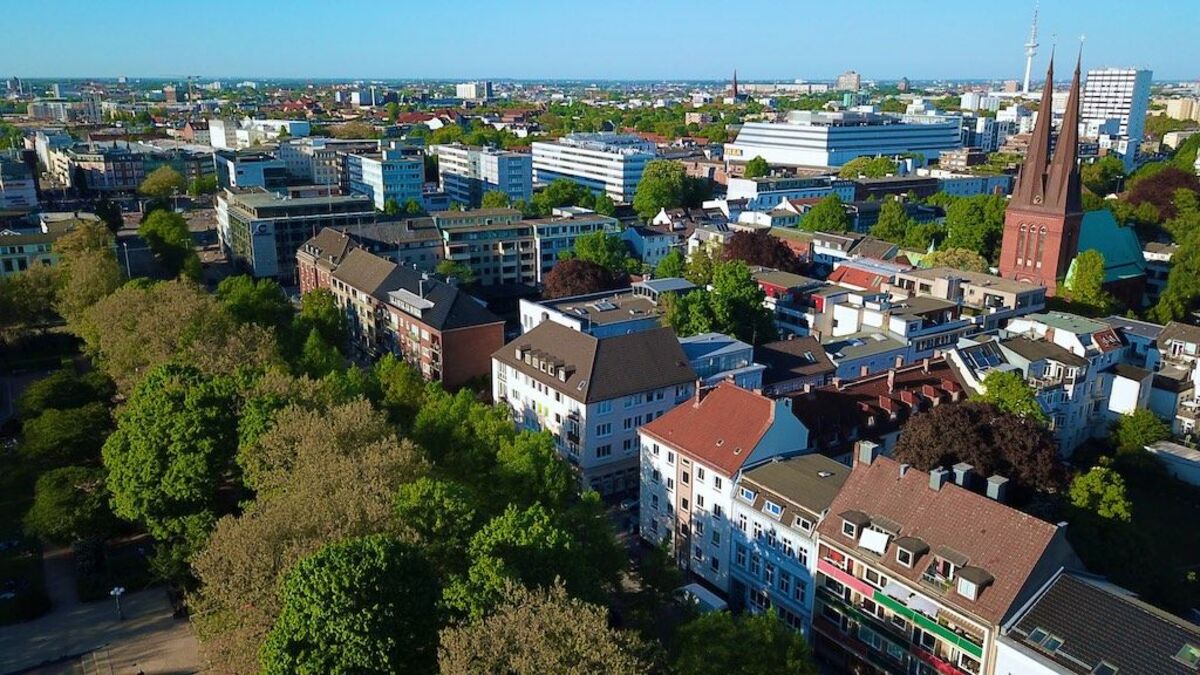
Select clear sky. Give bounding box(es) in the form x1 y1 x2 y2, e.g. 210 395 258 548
4 0 1195 81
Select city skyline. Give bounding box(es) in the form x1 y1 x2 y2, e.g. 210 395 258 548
3 0 1192 81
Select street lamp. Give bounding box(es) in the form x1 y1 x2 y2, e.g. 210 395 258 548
110 586 125 620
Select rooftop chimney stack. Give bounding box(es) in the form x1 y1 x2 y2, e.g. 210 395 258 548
952 462 975 488
856 440 879 466
986 474 1010 502
887 369 896 393
929 467 951 491
899 463 911 477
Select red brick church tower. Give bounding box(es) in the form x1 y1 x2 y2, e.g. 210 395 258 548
998 54 1084 293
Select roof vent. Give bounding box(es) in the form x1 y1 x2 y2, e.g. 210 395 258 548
817 470 834 478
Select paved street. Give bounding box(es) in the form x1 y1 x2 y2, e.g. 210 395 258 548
0 547 201 675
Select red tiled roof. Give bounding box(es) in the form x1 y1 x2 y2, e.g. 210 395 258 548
816 454 1065 625
641 382 775 476
828 266 889 292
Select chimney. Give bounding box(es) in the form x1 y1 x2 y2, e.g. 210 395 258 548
986 475 1010 502
860 364 870 377
887 369 896 394
952 462 975 488
856 440 879 466
693 378 704 406
894 355 904 368
929 467 950 491
832 377 842 389
802 383 812 394
922 357 931 373
899 463 911 477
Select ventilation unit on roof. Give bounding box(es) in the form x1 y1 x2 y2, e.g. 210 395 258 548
591 301 617 312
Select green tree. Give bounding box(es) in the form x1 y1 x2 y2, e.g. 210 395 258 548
382 197 402 215
1065 249 1115 315
21 402 112 468
480 190 511 209
260 535 440 674
493 431 575 509
138 209 199 278
942 194 1007 263
593 193 617 216
385 101 400 124
17 369 113 420
215 275 293 329
1111 408 1171 454
187 174 219 197
838 155 898 178
978 370 1047 424
101 363 238 568
529 178 595 217
1069 461 1133 522
685 246 718 285
297 328 342 378
633 159 688 220
294 288 347 348
1081 155 1127 196
23 466 117 545
92 197 124 233
571 230 636 275
393 477 479 577
654 248 687 278
672 611 818 675
403 198 427 215
743 156 770 178
799 193 850 232
138 166 187 200
436 259 477 286
869 197 912 243
439 581 654 675
922 247 989 272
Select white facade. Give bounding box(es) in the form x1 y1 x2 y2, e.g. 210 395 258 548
209 118 311 150
532 133 656 203
431 143 533 207
0 158 37 210
455 81 493 101
528 207 621 281
1081 68 1152 169
725 111 961 168
726 176 856 211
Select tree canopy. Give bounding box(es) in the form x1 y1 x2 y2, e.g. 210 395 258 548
941 194 1007 263
799 194 850 233
720 230 803 273
1063 249 1115 316
743 156 769 178
977 370 1047 424
568 230 638 275
662 260 777 345
654 248 687 278
922 247 989 273
543 258 625 299
138 210 200 279
480 190 511 209
838 155 897 179
1069 462 1133 523
139 166 187 200
1110 409 1171 454
671 611 817 675
633 159 688 220
23 466 116 545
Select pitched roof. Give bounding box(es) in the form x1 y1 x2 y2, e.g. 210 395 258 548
1160 321 1200 347
817 454 1064 625
1075 210 1147 283
828 265 891 292
755 336 836 385
641 381 778 476
740 453 850 517
300 227 354 270
494 322 695 404
1008 572 1200 675
1000 335 1089 368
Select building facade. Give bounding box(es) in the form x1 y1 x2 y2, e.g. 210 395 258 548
431 143 533 207
345 147 424 210
532 133 656 203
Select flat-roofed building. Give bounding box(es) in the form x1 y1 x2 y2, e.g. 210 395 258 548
532 133 656 203
431 143 532 207
518 277 695 337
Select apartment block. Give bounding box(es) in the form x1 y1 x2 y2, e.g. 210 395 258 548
639 382 809 592
518 278 695 337
812 450 1075 675
278 137 379 185
1081 68 1152 169
0 155 37 210
431 143 533 207
431 207 535 286
345 147 424 210
300 231 504 388
886 268 1046 334
214 150 288 189
493 322 696 495
532 133 656 203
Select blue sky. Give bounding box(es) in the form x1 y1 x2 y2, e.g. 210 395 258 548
4 0 1195 81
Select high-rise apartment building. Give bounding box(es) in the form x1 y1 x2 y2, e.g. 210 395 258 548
430 143 532 207
345 147 425 210
455 81 493 101
835 70 861 91
1081 68 1151 168
532 133 656 203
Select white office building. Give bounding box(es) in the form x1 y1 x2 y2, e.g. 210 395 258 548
1081 68 1152 169
725 111 961 169
726 175 857 211
278 137 380 185
532 133 656 203
456 81 493 101
431 143 532 207
209 118 311 150
345 148 424 210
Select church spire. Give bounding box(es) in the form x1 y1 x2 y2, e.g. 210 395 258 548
732 69 738 99
1012 52 1055 209
1045 49 1083 214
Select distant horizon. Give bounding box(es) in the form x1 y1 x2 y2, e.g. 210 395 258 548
1 0 1194 82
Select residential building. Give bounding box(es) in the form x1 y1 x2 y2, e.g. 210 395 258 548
209 118 311 150
1081 68 1152 169
278 137 379 185
217 188 376 282
679 332 765 390
214 150 289 189
345 147 424 210
1154 322 1200 436
886 267 1047 333
532 133 656 203
729 453 850 634
0 228 59 277
725 176 856 211
789 357 967 461
754 336 836 396
518 278 695 337
431 143 533 207
526 207 621 281
812 451 1076 675
296 219 444 282
0 155 37 210
493 322 697 495
431 207 534 286
835 70 862 91
998 57 1084 294
640 382 810 591
301 237 504 388
725 111 960 169
751 267 824 337
621 225 679 268
996 569 1200 675
455 81 493 101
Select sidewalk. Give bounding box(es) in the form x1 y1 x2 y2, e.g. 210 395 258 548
0 547 201 674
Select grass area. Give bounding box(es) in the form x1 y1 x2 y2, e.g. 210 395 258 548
1066 448 1200 614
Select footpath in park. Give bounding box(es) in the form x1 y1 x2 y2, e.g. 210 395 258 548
0 545 202 674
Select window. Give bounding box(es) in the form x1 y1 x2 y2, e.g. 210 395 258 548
750 554 761 576
739 487 756 502
711 530 720 546
651 495 659 510
865 568 887 588
1027 628 1048 645
696 494 706 509
693 546 703 561
710 556 720 572
1043 635 1064 653
957 577 978 600
736 545 747 568
682 471 690 485
681 498 689 511
597 400 612 415
795 516 813 532
897 548 913 567
596 445 612 458
696 467 706 481
652 469 661 483
1175 644 1200 668
737 514 748 532
694 520 704 536
752 522 763 540
596 423 612 437
783 539 795 559
713 504 723 519
779 571 792 595
714 476 723 490
764 500 783 518
793 579 806 603
667 478 675 491
914 628 936 651
842 520 858 538
667 451 675 465
764 563 775 585
1091 663 1117 675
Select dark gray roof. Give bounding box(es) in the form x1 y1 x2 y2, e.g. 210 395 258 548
1160 321 1200 347
741 454 849 517
493 322 695 403
1103 315 1164 341
755 336 836 385
1000 336 1089 368
1009 572 1200 675
1107 363 1152 381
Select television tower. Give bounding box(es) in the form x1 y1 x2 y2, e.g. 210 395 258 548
1022 3 1039 95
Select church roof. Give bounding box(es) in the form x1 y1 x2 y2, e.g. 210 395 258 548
1072 210 1147 284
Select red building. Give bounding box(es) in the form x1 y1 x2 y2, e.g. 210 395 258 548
998 56 1084 294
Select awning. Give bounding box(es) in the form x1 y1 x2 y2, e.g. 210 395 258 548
907 593 940 619
882 580 910 602
859 528 890 556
